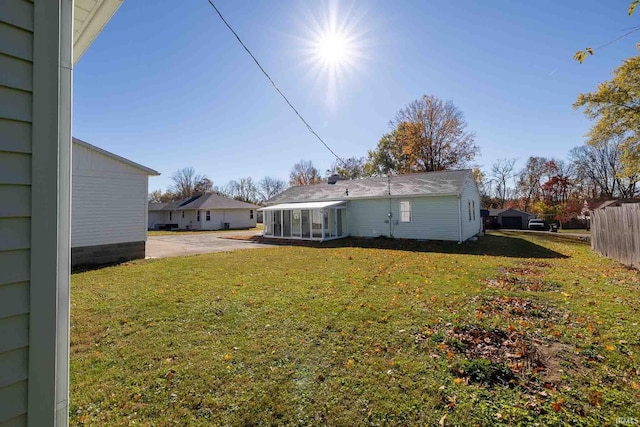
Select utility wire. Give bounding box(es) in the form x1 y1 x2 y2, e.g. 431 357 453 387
204 0 345 166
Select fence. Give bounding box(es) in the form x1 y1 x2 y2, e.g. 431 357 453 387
591 203 640 269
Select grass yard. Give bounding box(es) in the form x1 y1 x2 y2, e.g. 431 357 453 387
557 229 591 235
70 232 639 426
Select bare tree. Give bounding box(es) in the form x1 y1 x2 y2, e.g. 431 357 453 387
491 158 517 208
570 139 639 199
258 176 287 202
289 160 322 186
221 177 259 203
170 167 211 199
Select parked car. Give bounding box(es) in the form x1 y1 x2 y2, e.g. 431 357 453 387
528 219 546 230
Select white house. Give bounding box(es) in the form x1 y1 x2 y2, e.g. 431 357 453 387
261 170 482 243
1 1 122 425
149 193 260 230
72 138 159 267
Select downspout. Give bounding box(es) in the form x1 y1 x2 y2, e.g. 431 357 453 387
458 196 463 244
388 175 392 238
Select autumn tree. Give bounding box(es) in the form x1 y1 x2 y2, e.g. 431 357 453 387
574 52 640 180
327 156 367 179
289 160 322 186
148 189 176 203
170 167 212 199
491 158 517 208
517 157 547 212
366 95 479 175
258 176 287 202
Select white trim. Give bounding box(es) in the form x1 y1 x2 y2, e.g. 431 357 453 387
457 196 463 244
73 138 160 176
73 0 123 63
260 201 346 211
29 1 73 425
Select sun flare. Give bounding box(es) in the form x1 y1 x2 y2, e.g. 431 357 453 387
295 1 368 111
314 31 351 67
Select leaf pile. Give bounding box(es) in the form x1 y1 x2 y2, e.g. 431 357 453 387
483 265 559 292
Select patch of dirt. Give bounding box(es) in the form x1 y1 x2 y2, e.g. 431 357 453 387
482 265 559 292
475 295 561 321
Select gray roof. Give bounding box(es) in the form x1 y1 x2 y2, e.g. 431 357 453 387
488 208 533 217
73 137 160 175
152 194 260 211
267 170 473 205
148 202 168 211
179 193 260 210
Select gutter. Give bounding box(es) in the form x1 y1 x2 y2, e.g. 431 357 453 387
458 196 463 244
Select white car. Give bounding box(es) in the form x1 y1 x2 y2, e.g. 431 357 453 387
528 219 546 230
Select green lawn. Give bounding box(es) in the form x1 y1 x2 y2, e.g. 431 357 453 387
70 232 639 426
557 228 590 234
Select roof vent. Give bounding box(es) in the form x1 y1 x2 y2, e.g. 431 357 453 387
327 174 344 185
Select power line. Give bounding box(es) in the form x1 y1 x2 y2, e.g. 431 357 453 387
204 0 345 166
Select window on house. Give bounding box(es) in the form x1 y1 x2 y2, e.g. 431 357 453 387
400 201 411 222
206 210 211 221
182 211 184 218
197 211 200 221
250 209 254 219
468 200 472 221
472 200 476 221
169 212 172 221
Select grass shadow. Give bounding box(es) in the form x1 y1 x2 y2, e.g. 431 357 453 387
239 233 568 259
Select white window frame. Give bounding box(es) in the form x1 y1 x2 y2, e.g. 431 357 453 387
250 209 254 219
197 210 201 221
206 210 211 221
468 200 472 221
400 200 411 223
472 200 476 221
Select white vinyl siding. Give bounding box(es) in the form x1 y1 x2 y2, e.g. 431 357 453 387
195 209 257 230
347 196 461 241
0 2 33 424
72 143 149 247
460 176 482 241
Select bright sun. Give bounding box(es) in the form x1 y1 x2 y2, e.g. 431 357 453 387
296 2 368 110
315 31 350 66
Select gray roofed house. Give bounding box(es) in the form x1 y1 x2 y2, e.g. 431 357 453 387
483 208 535 230
148 193 260 231
261 169 482 242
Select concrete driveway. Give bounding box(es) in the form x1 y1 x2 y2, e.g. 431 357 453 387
146 230 268 259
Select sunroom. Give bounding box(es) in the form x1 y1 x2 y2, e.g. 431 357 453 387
260 201 348 241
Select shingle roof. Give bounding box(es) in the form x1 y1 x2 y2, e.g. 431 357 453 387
266 170 473 204
487 208 534 217
148 203 168 211
177 193 260 210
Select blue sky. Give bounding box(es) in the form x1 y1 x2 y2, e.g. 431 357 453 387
73 0 638 192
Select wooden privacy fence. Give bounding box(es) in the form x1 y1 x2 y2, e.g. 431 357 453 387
591 203 640 269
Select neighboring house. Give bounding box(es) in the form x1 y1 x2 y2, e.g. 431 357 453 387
1 1 122 425
148 202 169 230
149 193 260 230
72 138 159 267
483 208 535 230
260 170 481 242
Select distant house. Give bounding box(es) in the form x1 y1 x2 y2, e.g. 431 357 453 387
260 170 481 242
72 138 160 267
149 193 260 230
483 208 535 230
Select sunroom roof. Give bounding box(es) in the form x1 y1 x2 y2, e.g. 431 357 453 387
259 201 346 211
